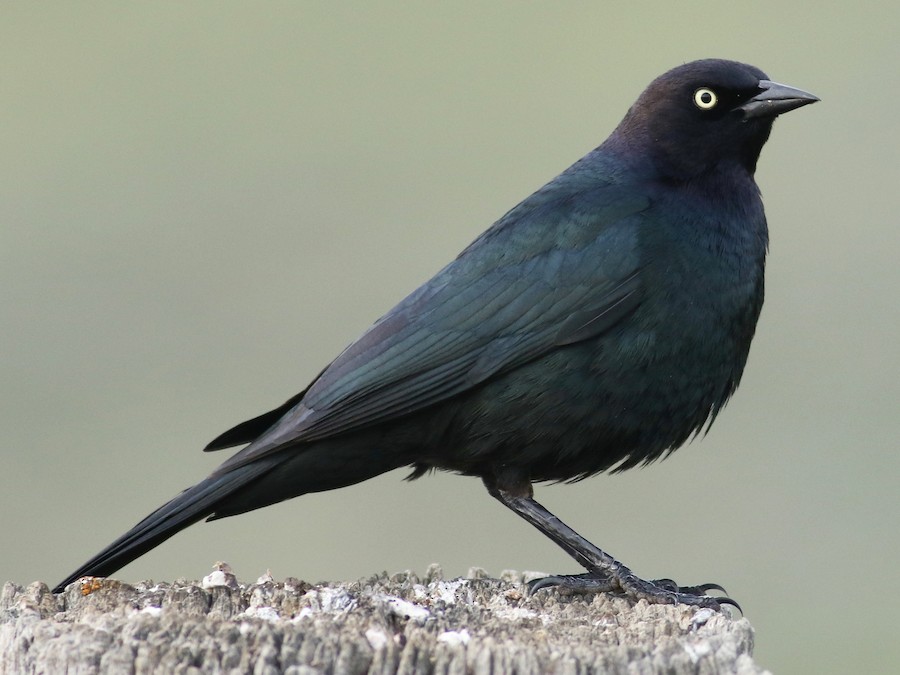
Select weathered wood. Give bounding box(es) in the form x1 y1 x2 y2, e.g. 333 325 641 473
1 565 767 674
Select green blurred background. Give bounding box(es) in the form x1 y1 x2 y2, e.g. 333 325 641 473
2 3 897 673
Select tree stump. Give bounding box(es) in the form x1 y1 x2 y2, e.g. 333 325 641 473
1 565 767 674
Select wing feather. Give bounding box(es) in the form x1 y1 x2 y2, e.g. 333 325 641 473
212 182 649 474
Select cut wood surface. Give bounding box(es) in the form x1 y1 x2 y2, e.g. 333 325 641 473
1 565 767 674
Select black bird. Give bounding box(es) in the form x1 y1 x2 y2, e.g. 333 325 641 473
54 59 817 606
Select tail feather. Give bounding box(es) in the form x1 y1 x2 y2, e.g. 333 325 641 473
52 462 273 593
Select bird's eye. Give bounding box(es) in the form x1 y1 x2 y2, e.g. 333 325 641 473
693 88 717 110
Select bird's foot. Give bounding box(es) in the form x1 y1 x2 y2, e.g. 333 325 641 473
528 571 740 612
485 484 740 612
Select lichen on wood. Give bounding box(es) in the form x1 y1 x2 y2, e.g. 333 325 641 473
0 565 767 674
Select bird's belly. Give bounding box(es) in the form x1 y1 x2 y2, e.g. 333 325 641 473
425 329 741 481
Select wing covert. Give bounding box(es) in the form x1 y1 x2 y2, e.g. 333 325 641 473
212 181 649 474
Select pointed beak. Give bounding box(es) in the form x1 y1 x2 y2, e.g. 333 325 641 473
739 80 820 119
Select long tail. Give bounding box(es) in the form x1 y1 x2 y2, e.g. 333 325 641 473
52 461 274 593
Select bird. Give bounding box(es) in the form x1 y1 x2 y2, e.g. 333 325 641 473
54 59 818 607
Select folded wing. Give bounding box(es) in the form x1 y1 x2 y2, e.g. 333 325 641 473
211 181 649 474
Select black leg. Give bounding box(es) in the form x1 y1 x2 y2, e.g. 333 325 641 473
484 478 739 611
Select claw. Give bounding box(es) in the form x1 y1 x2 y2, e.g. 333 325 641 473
674 581 728 596
697 582 728 595
713 596 743 614
527 575 569 594
650 579 728 597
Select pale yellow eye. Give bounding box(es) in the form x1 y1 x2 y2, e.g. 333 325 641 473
693 87 717 110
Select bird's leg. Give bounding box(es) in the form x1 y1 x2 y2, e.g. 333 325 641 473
483 473 737 611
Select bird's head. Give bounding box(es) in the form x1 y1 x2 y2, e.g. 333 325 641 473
609 59 818 179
